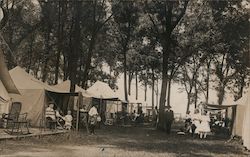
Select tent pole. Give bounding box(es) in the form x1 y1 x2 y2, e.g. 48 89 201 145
76 92 81 132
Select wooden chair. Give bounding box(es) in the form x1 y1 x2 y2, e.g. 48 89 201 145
3 102 22 129
3 102 30 135
5 113 30 135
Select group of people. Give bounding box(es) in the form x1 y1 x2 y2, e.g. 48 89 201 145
152 106 174 134
45 103 73 130
45 102 101 135
185 109 211 139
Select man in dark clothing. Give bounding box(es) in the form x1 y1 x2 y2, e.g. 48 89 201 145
165 106 174 134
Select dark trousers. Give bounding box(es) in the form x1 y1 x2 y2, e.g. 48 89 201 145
166 121 172 134
89 124 95 134
191 124 197 137
46 117 56 129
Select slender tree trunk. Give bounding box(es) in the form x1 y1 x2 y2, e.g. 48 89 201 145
156 78 159 107
27 35 34 73
206 60 211 104
42 25 51 82
128 71 133 95
152 69 155 109
186 93 191 113
69 0 81 93
54 0 65 85
135 70 138 100
82 33 97 89
123 47 128 102
167 78 172 107
194 82 198 107
144 82 147 101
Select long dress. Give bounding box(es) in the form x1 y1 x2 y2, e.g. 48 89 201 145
197 115 211 133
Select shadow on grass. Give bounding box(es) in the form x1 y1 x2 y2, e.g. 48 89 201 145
0 125 248 157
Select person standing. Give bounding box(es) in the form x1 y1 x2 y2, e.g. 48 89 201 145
165 106 174 134
152 106 158 128
191 109 201 137
197 111 211 139
88 105 99 135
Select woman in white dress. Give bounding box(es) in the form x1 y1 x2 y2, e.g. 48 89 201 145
191 109 201 136
197 111 211 139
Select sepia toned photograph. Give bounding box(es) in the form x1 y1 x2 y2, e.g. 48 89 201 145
0 0 249 156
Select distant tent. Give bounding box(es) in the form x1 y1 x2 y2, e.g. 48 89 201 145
0 49 19 115
233 90 250 150
54 80 93 110
54 80 93 97
87 81 119 100
9 66 78 127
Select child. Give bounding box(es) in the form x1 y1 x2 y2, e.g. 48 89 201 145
64 110 73 130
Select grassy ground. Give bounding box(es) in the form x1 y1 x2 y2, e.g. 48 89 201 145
0 124 249 157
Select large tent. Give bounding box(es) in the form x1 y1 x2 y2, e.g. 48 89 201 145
0 49 19 115
233 90 250 150
9 66 76 127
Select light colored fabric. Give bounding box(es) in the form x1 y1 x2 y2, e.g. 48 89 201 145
45 107 56 120
55 110 62 118
197 115 211 133
10 89 45 126
9 66 61 92
53 80 93 97
0 49 19 94
87 81 118 99
232 90 250 150
242 91 250 150
89 106 98 116
64 115 73 127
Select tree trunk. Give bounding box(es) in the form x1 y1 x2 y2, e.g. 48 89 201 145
144 82 147 101
158 45 169 130
206 60 211 104
186 93 191 113
167 78 171 107
54 0 63 85
156 78 159 107
152 69 155 109
42 26 51 82
123 48 128 102
69 0 81 93
135 70 138 100
82 33 97 89
128 71 133 95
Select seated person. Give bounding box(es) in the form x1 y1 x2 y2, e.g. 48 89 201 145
45 103 56 129
55 107 65 128
63 110 73 130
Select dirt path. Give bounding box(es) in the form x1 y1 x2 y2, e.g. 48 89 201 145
0 126 249 157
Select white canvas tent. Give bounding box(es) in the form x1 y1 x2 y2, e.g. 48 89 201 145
233 90 250 150
9 66 71 127
0 49 19 115
87 81 119 100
